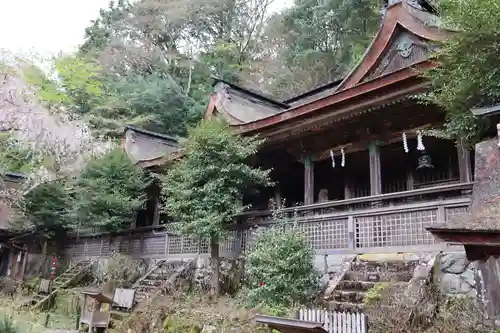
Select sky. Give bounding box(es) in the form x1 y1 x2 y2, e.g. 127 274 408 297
0 0 293 60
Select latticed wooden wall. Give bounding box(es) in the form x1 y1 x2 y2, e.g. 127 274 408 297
62 201 469 260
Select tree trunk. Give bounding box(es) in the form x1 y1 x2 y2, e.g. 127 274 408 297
210 236 221 296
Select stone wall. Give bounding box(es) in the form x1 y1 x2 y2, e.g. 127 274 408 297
435 252 479 298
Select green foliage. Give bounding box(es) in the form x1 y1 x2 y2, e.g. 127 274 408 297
16 179 72 237
70 148 149 232
261 0 380 98
95 72 191 137
162 119 272 241
244 209 319 308
423 0 500 145
16 148 149 236
23 55 103 112
0 316 20 333
363 282 390 306
0 134 41 173
163 317 202 333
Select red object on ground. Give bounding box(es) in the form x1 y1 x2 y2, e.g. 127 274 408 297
50 256 57 281
259 282 264 287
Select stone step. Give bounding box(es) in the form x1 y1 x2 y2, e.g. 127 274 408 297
141 279 163 287
329 301 364 312
111 309 131 320
333 290 366 303
336 280 376 291
147 273 171 280
351 260 418 273
344 271 413 283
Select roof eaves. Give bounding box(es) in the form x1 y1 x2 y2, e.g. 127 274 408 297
4 171 26 179
470 104 500 117
211 76 289 109
124 125 180 145
282 78 344 105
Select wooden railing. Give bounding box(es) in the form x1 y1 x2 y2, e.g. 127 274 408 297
238 182 473 222
62 183 472 260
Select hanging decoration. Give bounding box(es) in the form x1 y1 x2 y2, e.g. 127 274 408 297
416 130 425 151
402 132 409 153
341 148 346 167
415 130 434 169
329 150 335 168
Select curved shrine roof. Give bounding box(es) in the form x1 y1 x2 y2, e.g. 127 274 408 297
205 0 445 135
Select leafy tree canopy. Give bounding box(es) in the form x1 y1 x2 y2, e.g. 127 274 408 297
162 119 272 240
245 209 319 309
70 147 150 233
423 0 499 145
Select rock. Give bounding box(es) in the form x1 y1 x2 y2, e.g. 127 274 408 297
440 273 475 295
202 325 217 333
440 253 470 274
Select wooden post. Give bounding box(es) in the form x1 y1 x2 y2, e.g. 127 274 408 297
304 157 315 205
368 142 382 196
457 142 473 183
20 247 28 281
152 198 160 226
344 178 353 200
274 183 282 208
406 168 414 191
347 216 355 250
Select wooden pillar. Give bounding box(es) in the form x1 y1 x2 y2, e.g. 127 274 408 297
20 247 28 281
406 168 414 191
369 142 382 196
344 180 353 200
274 184 282 208
457 142 473 182
304 157 314 205
152 198 160 226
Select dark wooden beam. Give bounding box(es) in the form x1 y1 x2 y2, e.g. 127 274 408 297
457 142 473 183
304 157 314 205
312 124 433 161
369 142 382 196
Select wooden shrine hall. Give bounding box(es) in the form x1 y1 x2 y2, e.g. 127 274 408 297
61 0 491 262
200 0 480 254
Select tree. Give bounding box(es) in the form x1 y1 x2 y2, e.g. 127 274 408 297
244 0 380 99
162 119 272 295
423 0 498 146
70 148 150 233
245 229 318 308
14 179 72 238
245 207 319 310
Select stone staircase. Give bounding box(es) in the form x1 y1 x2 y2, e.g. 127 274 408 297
110 259 195 324
32 260 94 310
328 256 419 312
133 259 187 304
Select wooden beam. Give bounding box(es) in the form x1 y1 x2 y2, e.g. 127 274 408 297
304 157 314 205
369 142 382 196
312 124 433 161
457 142 473 183
152 198 160 226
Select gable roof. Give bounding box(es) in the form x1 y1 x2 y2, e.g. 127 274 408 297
336 0 443 91
204 0 446 136
122 126 180 167
204 80 288 125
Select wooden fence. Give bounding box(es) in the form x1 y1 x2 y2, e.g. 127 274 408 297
62 183 472 261
298 308 368 333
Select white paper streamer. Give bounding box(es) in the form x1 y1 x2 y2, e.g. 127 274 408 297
341 148 345 167
417 130 425 151
402 132 409 153
329 150 335 168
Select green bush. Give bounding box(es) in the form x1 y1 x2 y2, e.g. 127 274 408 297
244 217 319 309
0 316 20 333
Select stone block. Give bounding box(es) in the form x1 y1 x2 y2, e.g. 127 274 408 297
440 253 470 274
